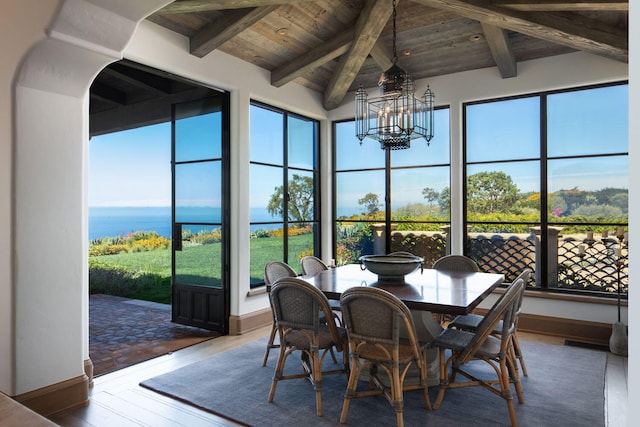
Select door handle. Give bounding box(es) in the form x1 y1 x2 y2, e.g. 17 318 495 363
173 223 182 251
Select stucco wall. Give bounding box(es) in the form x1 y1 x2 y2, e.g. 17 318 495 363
0 0 61 397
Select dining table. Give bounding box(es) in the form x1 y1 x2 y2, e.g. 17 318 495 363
300 263 505 383
300 263 505 315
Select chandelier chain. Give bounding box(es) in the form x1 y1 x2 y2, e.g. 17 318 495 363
392 0 397 62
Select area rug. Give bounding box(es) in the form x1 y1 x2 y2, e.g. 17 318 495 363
140 337 606 426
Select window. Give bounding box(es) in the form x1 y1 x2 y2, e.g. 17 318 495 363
464 82 628 295
249 102 320 286
333 108 451 266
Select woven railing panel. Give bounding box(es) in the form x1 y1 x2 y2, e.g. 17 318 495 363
557 237 628 293
468 235 536 283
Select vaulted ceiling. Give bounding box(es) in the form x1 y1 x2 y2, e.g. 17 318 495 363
90 0 628 133
147 0 628 110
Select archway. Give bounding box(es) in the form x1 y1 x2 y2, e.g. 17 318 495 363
13 0 173 409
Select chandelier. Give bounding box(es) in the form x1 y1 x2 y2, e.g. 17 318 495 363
355 0 435 150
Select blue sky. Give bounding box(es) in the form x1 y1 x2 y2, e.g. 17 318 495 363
89 123 171 207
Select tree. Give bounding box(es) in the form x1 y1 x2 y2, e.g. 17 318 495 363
438 187 450 213
421 187 439 206
467 171 519 214
267 174 313 223
358 193 382 215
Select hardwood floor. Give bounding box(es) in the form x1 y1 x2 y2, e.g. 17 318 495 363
48 328 626 427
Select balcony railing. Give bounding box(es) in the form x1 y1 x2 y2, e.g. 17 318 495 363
383 226 627 295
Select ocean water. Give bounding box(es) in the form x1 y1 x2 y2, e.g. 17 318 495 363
89 206 280 240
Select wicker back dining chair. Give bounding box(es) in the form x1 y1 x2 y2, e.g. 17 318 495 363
268 277 349 417
432 254 480 322
300 255 343 319
300 255 328 275
432 254 480 272
339 286 432 427
262 261 297 367
447 268 532 376
431 277 525 426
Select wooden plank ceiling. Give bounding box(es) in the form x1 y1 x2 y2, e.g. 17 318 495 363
91 0 627 126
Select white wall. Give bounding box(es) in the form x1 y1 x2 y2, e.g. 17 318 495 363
0 0 62 396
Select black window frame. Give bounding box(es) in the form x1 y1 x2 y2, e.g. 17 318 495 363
249 101 321 286
463 80 629 296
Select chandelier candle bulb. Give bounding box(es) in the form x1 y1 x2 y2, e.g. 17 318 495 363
615 247 622 259
587 231 594 240
578 244 586 255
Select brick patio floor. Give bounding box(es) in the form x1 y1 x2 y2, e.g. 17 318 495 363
89 294 220 376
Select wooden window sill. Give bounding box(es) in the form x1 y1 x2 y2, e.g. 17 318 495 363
247 286 267 297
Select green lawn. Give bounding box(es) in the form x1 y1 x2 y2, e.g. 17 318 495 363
89 233 314 303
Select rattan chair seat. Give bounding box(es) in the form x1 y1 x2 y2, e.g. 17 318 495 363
284 327 347 350
354 338 424 364
432 328 502 359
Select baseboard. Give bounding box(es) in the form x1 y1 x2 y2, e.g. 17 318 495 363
14 374 89 418
471 308 612 345
517 313 612 345
84 358 94 388
229 307 272 335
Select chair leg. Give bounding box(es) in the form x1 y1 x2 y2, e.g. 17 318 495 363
499 358 519 427
511 332 528 376
268 342 288 403
419 351 433 411
329 347 338 364
340 353 361 424
506 349 524 404
262 318 278 367
434 349 448 409
311 350 323 416
391 365 405 427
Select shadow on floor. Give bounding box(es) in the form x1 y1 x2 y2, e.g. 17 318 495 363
90 294 220 376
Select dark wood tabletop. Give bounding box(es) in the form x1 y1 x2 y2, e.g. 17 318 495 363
301 263 505 315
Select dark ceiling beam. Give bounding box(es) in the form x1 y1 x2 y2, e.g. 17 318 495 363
369 38 394 73
90 87 212 137
90 82 127 106
481 23 517 78
271 30 354 87
413 0 628 63
491 0 628 12
157 0 313 14
190 6 280 58
103 64 172 95
323 0 392 110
